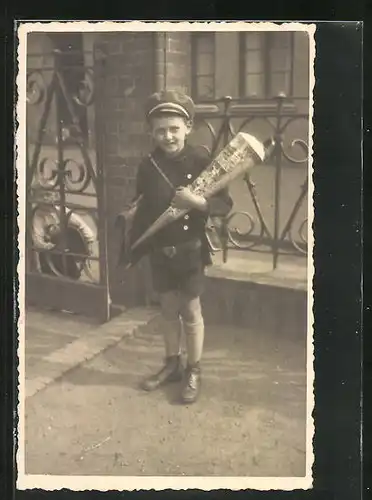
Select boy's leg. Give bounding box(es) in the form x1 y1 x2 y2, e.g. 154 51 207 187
141 290 183 391
160 290 182 357
179 293 205 404
179 294 205 365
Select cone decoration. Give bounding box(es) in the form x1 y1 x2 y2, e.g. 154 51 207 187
131 132 266 251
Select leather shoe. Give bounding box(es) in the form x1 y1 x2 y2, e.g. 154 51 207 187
141 355 183 392
181 362 201 404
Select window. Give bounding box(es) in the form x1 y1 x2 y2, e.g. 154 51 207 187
239 32 294 98
191 33 215 100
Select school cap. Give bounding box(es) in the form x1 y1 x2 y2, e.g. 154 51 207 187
145 90 195 121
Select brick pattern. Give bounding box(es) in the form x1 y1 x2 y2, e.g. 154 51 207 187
153 32 191 94
96 33 155 166
93 33 157 306
164 32 191 93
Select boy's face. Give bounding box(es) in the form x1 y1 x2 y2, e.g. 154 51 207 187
150 115 192 157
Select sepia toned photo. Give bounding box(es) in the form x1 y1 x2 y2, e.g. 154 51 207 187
16 21 315 491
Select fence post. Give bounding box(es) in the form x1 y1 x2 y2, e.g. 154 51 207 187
93 43 111 320
221 96 232 263
53 49 69 277
272 93 285 270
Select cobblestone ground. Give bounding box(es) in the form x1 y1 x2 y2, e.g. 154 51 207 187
24 316 308 478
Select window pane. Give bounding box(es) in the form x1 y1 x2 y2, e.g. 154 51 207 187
196 52 214 75
195 33 214 53
270 31 291 48
245 32 264 50
245 50 264 74
269 33 293 97
270 71 290 96
197 75 215 99
270 47 291 72
245 73 265 97
242 33 265 97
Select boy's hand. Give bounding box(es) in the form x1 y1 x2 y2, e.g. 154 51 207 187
171 187 208 212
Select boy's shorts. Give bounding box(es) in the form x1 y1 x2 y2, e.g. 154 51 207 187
149 242 205 298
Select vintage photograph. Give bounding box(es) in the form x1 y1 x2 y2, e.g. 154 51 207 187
17 22 315 491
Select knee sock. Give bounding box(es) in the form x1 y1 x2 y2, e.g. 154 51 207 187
183 318 205 366
162 317 182 359
159 291 182 359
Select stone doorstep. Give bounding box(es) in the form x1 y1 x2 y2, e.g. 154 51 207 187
207 251 308 293
24 307 159 400
207 267 308 292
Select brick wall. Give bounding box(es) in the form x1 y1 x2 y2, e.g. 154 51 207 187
153 32 191 93
93 32 155 306
163 32 191 92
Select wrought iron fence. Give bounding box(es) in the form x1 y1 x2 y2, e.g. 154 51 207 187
190 95 309 269
26 47 110 320
27 48 100 279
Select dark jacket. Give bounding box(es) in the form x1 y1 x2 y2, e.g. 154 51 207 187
116 144 233 267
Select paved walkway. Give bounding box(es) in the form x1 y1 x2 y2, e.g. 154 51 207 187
22 306 308 479
24 306 158 399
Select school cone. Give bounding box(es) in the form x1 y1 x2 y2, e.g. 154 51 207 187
130 132 272 253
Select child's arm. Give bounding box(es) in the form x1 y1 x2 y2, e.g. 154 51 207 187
171 188 208 212
171 187 233 217
171 150 233 216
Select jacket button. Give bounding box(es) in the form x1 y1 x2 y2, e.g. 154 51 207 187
186 174 192 179
183 225 189 231
184 214 189 220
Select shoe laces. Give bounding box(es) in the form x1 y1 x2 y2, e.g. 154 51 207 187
186 367 199 389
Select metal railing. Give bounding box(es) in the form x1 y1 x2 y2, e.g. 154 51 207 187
191 95 309 269
26 48 107 286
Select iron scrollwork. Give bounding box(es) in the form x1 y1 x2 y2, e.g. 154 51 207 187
73 68 95 107
27 70 48 106
194 95 310 267
26 48 104 285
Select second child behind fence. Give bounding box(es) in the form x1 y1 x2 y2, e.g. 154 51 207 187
119 90 233 404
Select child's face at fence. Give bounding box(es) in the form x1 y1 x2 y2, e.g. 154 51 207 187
150 115 192 157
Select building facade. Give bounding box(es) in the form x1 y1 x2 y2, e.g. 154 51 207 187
27 30 310 145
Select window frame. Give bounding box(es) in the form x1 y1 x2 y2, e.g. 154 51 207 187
191 32 216 101
239 31 295 99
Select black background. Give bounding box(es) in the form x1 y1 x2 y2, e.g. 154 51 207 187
1 5 368 500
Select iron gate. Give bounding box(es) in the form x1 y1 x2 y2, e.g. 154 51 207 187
26 44 110 322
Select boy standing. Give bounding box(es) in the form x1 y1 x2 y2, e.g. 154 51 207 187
126 90 233 404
